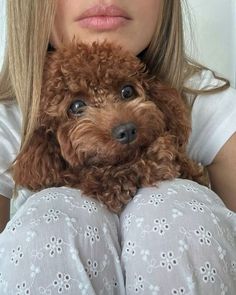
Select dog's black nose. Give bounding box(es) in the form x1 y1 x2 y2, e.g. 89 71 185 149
112 122 137 144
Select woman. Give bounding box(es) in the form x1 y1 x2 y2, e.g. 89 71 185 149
0 1 235 294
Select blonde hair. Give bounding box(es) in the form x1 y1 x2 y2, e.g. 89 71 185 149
0 0 230 152
142 1 229 95
0 0 57 149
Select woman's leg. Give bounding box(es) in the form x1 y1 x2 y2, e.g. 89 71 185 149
0 187 125 295
120 179 236 295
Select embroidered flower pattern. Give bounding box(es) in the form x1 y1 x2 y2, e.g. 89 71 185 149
135 217 144 228
188 200 205 213
43 209 61 224
125 241 136 256
133 274 144 293
26 207 37 215
220 283 228 295
200 262 217 283
141 249 150 261
194 226 212 245
171 287 186 294
30 264 40 278
78 282 89 295
85 259 99 279
183 184 199 193
0 272 7 293
39 286 52 295
82 200 98 213
84 225 100 244
178 240 189 252
160 251 178 271
149 284 160 295
6 219 22 233
152 218 170 235
123 214 133 231
230 261 236 278
31 250 44 260
148 193 165 206
10 246 24 265
41 192 59 202
45 236 63 257
65 217 76 228
172 208 183 218
53 272 71 293
0 248 5 259
0 181 235 294
26 231 36 242
218 246 226 260
63 194 74 204
16 281 30 295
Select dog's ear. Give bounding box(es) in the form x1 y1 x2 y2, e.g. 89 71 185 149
12 127 65 191
148 80 191 147
56 123 82 167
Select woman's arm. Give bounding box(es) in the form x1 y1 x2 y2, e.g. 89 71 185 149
207 132 236 212
0 194 10 232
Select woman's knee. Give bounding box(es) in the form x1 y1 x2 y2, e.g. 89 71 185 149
120 178 229 227
120 179 235 251
0 187 124 295
120 179 236 294
2 187 121 258
9 187 118 230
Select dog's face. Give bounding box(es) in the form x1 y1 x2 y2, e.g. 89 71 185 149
40 41 189 168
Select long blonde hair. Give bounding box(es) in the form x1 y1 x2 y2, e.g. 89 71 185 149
0 0 56 149
0 0 229 152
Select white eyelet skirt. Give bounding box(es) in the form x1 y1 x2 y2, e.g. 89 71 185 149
0 179 235 295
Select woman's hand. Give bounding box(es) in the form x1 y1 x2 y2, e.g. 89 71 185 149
207 132 236 212
0 195 10 233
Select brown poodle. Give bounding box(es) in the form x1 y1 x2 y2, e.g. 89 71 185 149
13 41 205 213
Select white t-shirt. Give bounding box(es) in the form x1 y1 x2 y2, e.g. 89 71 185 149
0 70 236 209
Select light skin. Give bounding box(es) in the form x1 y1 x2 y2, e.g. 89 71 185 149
50 0 161 54
0 197 10 232
207 133 236 211
1 0 235 232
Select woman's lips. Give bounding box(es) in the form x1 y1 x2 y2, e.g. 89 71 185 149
78 16 129 30
76 5 131 31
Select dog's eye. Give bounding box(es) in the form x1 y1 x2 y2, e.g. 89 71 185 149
69 100 87 116
121 85 136 100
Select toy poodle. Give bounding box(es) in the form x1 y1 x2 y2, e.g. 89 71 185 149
13 41 205 213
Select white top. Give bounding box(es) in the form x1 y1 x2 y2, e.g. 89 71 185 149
186 70 236 165
1 70 236 209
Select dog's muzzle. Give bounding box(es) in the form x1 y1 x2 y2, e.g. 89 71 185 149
112 122 137 144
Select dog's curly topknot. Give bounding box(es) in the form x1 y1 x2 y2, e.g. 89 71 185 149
13 41 205 213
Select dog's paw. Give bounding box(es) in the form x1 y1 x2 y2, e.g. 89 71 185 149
78 173 138 213
99 183 137 213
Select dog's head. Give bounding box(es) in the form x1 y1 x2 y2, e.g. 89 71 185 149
13 41 191 189
41 41 190 165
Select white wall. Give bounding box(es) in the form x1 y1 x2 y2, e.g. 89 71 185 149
185 0 236 87
0 0 6 69
0 0 235 87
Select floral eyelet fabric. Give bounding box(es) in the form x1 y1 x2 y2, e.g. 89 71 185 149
0 179 235 295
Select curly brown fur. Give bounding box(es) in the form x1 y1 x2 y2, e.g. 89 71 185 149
13 41 206 213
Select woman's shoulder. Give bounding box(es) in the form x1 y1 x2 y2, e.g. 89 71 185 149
0 100 22 200
186 69 236 116
185 69 230 91
190 69 236 115
0 100 22 136
0 100 21 156
187 70 236 165
0 99 21 121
